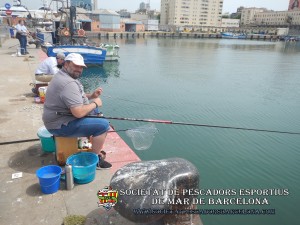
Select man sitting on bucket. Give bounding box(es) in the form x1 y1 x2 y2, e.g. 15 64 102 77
32 52 66 94
35 52 66 82
42 53 111 169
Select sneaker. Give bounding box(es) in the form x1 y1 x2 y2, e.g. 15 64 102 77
97 155 112 170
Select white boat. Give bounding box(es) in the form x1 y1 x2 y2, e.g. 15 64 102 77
0 4 28 17
100 43 120 61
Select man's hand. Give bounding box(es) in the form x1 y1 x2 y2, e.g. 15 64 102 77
89 87 103 99
70 98 102 118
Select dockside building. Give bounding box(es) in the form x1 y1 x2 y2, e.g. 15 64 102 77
160 0 223 28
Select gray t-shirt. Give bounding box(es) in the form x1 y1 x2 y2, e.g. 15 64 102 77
42 69 89 129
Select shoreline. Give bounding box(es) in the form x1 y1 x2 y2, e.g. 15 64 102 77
86 31 282 41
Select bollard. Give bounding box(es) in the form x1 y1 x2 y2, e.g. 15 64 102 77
110 158 201 224
35 40 41 48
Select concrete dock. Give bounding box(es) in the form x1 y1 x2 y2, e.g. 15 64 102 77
86 31 279 41
0 38 141 225
0 37 203 225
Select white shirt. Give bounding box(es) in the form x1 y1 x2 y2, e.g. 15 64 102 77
15 24 28 35
35 57 59 75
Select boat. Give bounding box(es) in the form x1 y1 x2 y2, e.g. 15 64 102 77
221 32 247 39
100 43 120 61
39 5 107 65
42 44 107 65
0 3 29 17
283 36 299 42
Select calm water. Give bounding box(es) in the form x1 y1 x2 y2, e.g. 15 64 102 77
80 38 300 225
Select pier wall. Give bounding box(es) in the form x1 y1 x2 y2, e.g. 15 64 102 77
86 31 279 41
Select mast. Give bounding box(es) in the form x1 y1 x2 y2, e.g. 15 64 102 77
69 5 76 39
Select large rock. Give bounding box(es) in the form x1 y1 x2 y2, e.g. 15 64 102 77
110 158 199 223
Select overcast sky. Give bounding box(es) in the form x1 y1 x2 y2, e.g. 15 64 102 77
99 0 289 13
0 0 290 13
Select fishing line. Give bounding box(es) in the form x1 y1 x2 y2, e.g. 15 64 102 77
102 95 166 108
56 112 300 135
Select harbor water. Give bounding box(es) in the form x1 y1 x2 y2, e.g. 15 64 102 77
80 38 300 225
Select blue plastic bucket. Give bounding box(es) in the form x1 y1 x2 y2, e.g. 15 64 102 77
66 152 99 184
36 165 62 194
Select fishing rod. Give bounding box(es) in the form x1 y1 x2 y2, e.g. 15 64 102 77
56 112 300 135
0 138 40 145
8 27 43 49
8 42 20 49
0 129 129 146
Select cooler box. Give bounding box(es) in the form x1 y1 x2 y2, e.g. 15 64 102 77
55 137 91 166
37 126 56 153
37 31 53 44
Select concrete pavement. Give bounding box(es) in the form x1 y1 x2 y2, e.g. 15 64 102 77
0 37 202 225
0 38 141 225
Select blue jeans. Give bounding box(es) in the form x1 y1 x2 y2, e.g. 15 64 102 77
48 117 109 137
20 35 27 54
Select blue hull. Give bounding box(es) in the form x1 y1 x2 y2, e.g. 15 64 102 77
45 45 107 65
221 32 246 39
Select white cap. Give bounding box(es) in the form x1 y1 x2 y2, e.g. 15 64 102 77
56 52 65 59
65 53 87 67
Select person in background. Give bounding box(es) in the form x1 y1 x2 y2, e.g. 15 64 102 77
35 52 65 82
42 53 112 169
15 20 29 55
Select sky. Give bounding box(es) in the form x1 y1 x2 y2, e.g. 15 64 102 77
98 0 288 13
0 0 290 13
